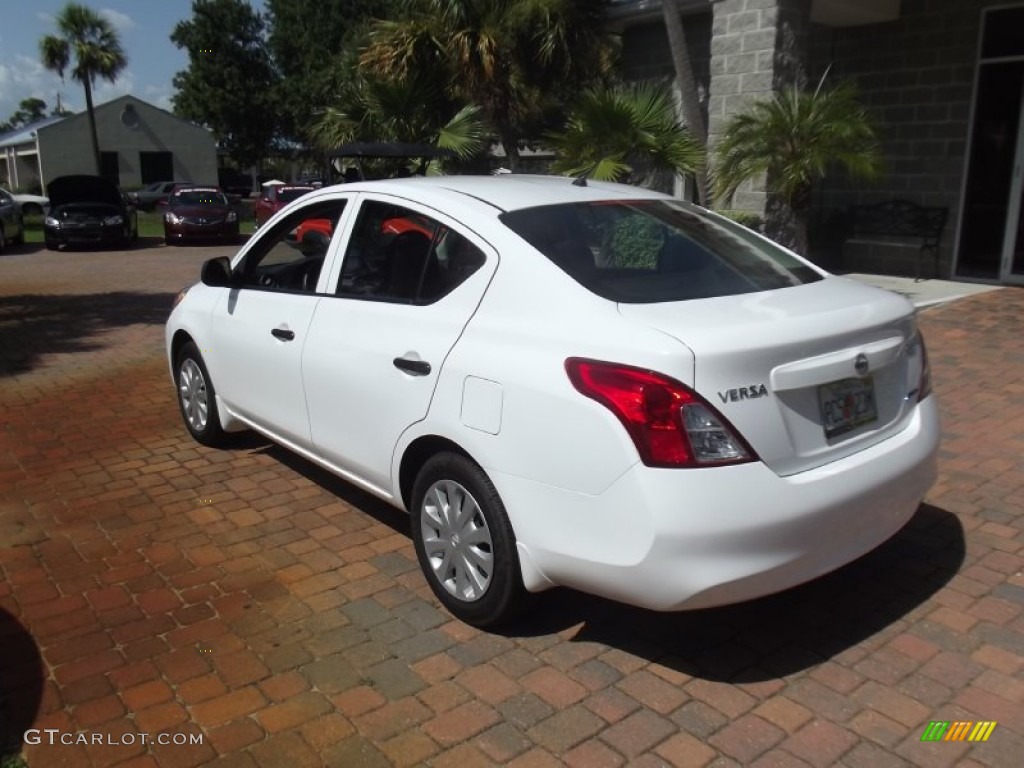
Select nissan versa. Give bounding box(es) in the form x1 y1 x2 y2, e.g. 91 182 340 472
165 175 939 626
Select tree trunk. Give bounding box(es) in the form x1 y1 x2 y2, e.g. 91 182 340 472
662 0 709 205
499 126 520 172
82 77 102 176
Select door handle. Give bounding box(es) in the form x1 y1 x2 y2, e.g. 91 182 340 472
393 357 431 376
271 328 295 341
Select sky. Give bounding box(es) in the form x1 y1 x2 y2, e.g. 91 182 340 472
0 1 264 125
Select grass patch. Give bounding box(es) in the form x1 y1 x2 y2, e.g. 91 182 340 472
1 754 28 768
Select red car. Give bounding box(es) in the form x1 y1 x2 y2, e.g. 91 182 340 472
163 187 240 245
254 184 316 227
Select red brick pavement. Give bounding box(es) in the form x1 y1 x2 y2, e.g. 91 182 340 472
1 243 1022 766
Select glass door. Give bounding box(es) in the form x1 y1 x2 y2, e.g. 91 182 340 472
1000 83 1024 284
955 6 1024 282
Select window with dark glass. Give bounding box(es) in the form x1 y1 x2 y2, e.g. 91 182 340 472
237 199 347 293
501 200 821 303
335 201 485 303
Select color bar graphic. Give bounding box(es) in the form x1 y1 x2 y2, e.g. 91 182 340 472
921 721 997 742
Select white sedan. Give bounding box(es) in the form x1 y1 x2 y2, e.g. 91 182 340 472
165 175 939 627
0 187 48 216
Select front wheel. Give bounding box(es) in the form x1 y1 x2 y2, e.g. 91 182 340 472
411 452 525 627
175 342 229 447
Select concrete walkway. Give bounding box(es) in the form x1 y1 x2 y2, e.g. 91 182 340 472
845 273 1002 309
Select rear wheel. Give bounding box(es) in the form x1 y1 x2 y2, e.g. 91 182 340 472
411 452 525 627
175 342 229 447
0 225 6 252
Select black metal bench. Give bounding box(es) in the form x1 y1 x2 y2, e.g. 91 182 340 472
842 200 948 280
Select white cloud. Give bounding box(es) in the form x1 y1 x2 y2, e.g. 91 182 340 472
142 83 173 111
92 71 136 106
0 55 66 119
36 11 54 25
99 8 136 33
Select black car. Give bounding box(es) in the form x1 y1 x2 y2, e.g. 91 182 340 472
44 175 138 250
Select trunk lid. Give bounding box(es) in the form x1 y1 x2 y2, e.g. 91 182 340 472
618 277 925 476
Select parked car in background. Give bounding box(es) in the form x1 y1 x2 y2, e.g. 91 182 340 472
254 183 316 227
163 186 239 245
0 187 48 216
43 175 137 250
217 168 253 198
166 175 939 627
131 181 183 211
0 188 26 251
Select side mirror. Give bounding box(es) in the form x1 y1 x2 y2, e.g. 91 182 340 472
201 256 235 288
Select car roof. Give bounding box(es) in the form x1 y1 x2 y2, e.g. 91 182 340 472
331 174 671 213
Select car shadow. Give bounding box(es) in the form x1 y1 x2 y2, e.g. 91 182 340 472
258 444 411 536
250 439 964 679
0 608 43 758
0 291 176 377
500 503 965 681
0 241 46 256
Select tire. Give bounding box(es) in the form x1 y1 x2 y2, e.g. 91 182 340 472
411 452 525 627
0 225 6 252
174 342 230 447
12 223 24 245
44 237 59 251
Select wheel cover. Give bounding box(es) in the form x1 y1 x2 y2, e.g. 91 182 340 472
420 479 494 602
178 358 209 431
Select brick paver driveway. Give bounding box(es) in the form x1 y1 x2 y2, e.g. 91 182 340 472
1 240 1022 767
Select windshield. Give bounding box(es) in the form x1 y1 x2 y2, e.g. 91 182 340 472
172 190 229 207
278 187 314 204
500 200 822 303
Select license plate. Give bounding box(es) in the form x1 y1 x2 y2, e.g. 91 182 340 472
818 376 877 439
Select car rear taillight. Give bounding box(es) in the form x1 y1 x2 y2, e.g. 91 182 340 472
565 358 756 468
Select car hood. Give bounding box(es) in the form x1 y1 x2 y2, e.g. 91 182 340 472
48 175 122 208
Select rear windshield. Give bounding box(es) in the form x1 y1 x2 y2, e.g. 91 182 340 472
500 200 822 303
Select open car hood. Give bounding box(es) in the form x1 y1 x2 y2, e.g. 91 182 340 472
47 175 122 208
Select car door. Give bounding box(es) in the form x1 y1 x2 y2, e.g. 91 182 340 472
303 195 496 494
207 196 350 449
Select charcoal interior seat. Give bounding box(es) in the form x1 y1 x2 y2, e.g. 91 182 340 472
386 231 433 299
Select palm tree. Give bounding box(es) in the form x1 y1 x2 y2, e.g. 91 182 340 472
714 76 881 255
40 3 127 175
546 83 704 186
662 0 709 204
360 0 613 171
309 73 490 173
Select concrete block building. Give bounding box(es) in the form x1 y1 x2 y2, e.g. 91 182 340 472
0 95 217 194
610 0 1024 285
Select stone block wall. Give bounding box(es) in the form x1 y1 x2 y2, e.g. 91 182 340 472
807 0 988 276
708 0 812 212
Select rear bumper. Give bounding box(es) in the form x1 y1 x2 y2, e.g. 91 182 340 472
496 396 940 611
